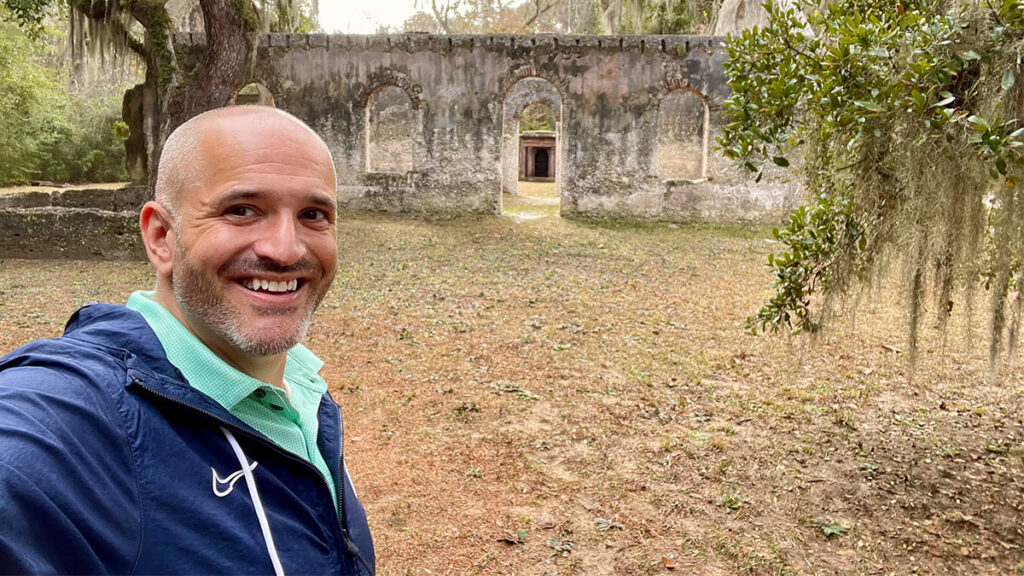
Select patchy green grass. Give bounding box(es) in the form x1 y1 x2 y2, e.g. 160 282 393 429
1 207 1022 575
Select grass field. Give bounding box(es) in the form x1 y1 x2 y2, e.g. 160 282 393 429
1 194 1022 575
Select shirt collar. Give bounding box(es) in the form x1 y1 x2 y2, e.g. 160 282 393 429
126 290 326 410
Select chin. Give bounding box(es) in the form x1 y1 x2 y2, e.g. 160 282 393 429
232 334 302 357
230 319 311 357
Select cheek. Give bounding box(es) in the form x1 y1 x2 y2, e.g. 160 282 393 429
310 235 338 274
179 232 249 274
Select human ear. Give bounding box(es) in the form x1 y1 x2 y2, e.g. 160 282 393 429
139 201 175 275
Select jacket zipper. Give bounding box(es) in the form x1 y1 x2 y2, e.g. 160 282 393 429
129 378 356 565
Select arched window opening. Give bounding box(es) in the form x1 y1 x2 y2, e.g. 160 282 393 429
656 90 708 181
232 83 275 107
366 85 414 174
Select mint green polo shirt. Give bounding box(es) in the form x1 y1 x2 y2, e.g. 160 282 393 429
126 291 338 510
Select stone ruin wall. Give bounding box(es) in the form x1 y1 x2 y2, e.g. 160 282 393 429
175 32 799 223
0 187 145 260
0 32 799 260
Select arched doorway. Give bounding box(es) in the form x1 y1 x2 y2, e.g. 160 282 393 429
501 77 563 215
230 82 275 107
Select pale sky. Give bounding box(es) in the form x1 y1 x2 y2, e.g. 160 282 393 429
319 0 420 33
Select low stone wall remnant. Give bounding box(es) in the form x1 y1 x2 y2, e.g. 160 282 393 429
0 187 146 260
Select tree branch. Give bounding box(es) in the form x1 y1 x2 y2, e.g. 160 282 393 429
65 0 147 59
68 0 110 20
782 35 822 69
986 0 1004 27
518 0 559 31
105 13 148 59
431 0 456 33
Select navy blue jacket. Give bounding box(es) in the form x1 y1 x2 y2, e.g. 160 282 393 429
0 304 375 575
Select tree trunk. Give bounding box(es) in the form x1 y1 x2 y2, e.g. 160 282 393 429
163 0 256 134
127 0 258 190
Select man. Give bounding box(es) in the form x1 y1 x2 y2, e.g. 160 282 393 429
0 106 375 575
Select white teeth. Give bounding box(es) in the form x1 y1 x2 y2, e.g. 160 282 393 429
244 278 300 293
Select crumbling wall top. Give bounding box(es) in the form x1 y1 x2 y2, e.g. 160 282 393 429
172 32 726 56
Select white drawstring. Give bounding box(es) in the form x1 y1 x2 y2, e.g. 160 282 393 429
221 427 285 576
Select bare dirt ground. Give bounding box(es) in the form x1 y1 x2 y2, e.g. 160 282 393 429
0 192 1021 575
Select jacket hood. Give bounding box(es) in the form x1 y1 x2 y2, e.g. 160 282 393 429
63 303 184 384
62 303 286 450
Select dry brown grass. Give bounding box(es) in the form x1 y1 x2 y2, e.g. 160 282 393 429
516 180 558 199
1 203 1022 575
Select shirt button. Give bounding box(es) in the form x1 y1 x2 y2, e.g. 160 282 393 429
254 389 267 399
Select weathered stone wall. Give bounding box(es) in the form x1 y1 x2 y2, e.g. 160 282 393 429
173 32 798 223
0 187 146 260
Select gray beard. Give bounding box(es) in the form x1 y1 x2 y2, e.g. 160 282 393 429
171 250 322 357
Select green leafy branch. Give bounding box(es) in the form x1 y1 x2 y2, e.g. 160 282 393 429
720 0 1024 356
747 193 864 334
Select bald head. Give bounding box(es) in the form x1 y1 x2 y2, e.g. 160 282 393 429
154 106 335 223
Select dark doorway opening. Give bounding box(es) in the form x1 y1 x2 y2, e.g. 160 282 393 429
534 148 550 178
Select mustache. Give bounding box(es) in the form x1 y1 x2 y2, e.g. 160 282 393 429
220 257 323 277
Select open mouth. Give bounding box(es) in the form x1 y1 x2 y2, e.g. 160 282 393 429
240 278 301 293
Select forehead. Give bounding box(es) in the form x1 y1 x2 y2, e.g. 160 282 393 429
182 114 337 209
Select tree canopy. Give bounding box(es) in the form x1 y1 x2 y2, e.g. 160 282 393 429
1 0 316 185
520 102 556 132
719 0 1024 368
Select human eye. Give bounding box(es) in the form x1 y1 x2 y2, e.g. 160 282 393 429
226 205 258 218
300 208 332 224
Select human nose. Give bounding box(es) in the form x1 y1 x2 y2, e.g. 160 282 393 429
252 213 306 265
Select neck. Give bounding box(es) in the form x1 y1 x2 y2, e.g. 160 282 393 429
152 281 288 388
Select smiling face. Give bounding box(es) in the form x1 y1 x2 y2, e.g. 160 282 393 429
158 109 338 359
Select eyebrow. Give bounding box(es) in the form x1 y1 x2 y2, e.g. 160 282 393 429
211 189 337 211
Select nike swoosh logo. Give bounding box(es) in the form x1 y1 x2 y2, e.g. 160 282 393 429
212 460 259 497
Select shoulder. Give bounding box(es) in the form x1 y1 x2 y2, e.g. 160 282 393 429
0 330 130 411
0 329 135 469
0 305 142 488
0 307 143 472
0 333 143 573
0 302 164 396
